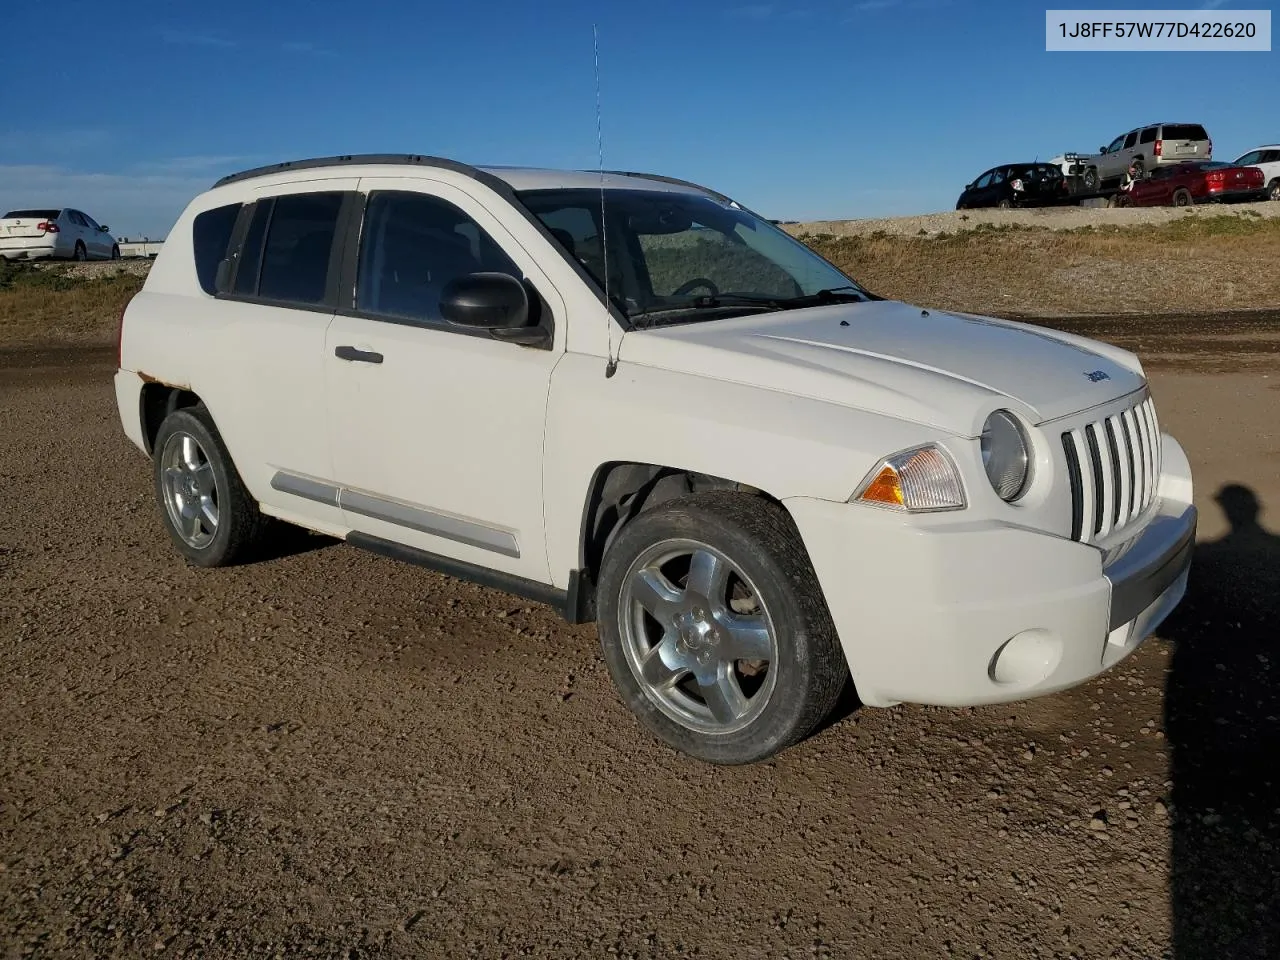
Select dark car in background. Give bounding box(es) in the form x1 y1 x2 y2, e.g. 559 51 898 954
956 163 1068 209
1121 160 1266 207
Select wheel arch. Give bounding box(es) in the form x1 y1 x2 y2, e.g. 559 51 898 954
572 461 786 620
139 381 207 455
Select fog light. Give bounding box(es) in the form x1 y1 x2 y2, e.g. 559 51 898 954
989 630 1062 687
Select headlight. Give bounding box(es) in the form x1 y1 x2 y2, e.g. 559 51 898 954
853 444 965 512
981 410 1031 501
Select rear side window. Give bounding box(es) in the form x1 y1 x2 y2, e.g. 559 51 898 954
1162 124 1208 141
258 193 343 304
231 192 343 305
1139 127 1157 144
192 203 242 296
1123 132 1138 149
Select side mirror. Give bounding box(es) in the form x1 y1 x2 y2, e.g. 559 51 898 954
441 272 530 329
99 224 110 232
1098 146 1108 154
964 183 974 191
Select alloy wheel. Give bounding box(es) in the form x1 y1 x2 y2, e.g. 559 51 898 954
159 431 219 549
619 539 779 735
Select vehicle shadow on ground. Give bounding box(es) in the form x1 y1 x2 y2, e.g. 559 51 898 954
1161 484 1280 959
252 524 339 564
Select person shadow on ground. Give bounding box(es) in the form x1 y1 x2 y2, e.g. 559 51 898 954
1161 484 1280 959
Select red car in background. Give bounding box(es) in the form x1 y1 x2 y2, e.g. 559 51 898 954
1121 160 1267 206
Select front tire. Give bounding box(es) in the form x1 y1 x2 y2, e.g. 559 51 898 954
153 405 268 567
1269 179 1280 202
1082 168 1099 191
111 244 120 260
596 493 846 764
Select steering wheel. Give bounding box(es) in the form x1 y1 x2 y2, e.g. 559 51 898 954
672 277 720 298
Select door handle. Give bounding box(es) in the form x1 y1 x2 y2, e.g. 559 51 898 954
334 345 384 364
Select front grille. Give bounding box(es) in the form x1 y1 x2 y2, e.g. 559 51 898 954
1061 396 1161 544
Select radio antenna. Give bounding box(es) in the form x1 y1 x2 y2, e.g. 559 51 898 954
594 23 617 378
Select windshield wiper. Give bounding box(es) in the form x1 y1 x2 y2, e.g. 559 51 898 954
774 286 866 309
628 286 867 328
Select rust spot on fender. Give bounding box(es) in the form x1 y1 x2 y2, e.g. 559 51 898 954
136 371 191 389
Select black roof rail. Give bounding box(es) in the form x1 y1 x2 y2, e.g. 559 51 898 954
212 153 484 188
595 169 764 215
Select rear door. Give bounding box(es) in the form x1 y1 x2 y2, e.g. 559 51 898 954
80 211 110 258
207 181 360 531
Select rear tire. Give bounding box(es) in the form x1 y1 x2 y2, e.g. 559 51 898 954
996 198 1013 209
596 493 847 764
1172 189 1193 207
73 242 87 261
152 405 268 567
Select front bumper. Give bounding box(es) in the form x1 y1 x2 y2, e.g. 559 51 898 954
786 433 1195 708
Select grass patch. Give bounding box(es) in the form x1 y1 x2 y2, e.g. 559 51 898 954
0 262 145 348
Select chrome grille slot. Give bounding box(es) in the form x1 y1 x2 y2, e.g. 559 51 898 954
1061 396 1161 544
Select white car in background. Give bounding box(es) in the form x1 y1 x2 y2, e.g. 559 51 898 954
1232 145 1280 201
0 208 119 261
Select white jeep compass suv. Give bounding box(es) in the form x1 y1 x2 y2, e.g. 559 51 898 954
114 155 1196 764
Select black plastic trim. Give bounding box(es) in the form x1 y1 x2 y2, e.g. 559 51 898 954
346 532 589 620
1106 507 1196 629
213 154 483 189
1061 434 1084 542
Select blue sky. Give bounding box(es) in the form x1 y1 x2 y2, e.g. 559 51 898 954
2 0 1275 236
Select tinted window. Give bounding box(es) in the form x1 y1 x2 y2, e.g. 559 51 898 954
192 203 242 296
67 211 88 227
973 172 992 188
356 191 521 325
991 169 1007 185
256 192 343 304
1107 135 1126 153
1235 151 1263 165
1139 127 1157 144
1162 124 1208 141
1263 150 1280 163
1123 132 1138 149
82 212 101 230
3 209 60 219
233 201 272 296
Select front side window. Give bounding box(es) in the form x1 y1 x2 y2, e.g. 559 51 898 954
355 191 521 325
519 188 862 324
1107 135 1126 154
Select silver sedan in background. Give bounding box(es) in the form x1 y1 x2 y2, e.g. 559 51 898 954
0 207 119 261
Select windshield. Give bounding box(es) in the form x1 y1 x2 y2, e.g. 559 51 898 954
516 188 865 324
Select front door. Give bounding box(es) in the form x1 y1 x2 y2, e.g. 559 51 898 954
324 179 566 583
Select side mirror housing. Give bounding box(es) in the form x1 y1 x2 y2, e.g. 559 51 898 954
99 224 110 232
441 272 530 329
440 272 549 347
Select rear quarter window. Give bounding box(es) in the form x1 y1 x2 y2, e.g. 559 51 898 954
1139 127 1157 144
192 203 243 296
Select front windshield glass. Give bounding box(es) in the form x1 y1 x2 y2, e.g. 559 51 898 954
516 188 864 323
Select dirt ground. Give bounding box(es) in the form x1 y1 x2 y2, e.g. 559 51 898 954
3 306 1280 957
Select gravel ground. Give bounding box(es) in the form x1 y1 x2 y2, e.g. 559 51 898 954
28 260 154 281
2 313 1280 958
786 199 1279 238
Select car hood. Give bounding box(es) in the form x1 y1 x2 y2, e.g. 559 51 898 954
618 300 1145 437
